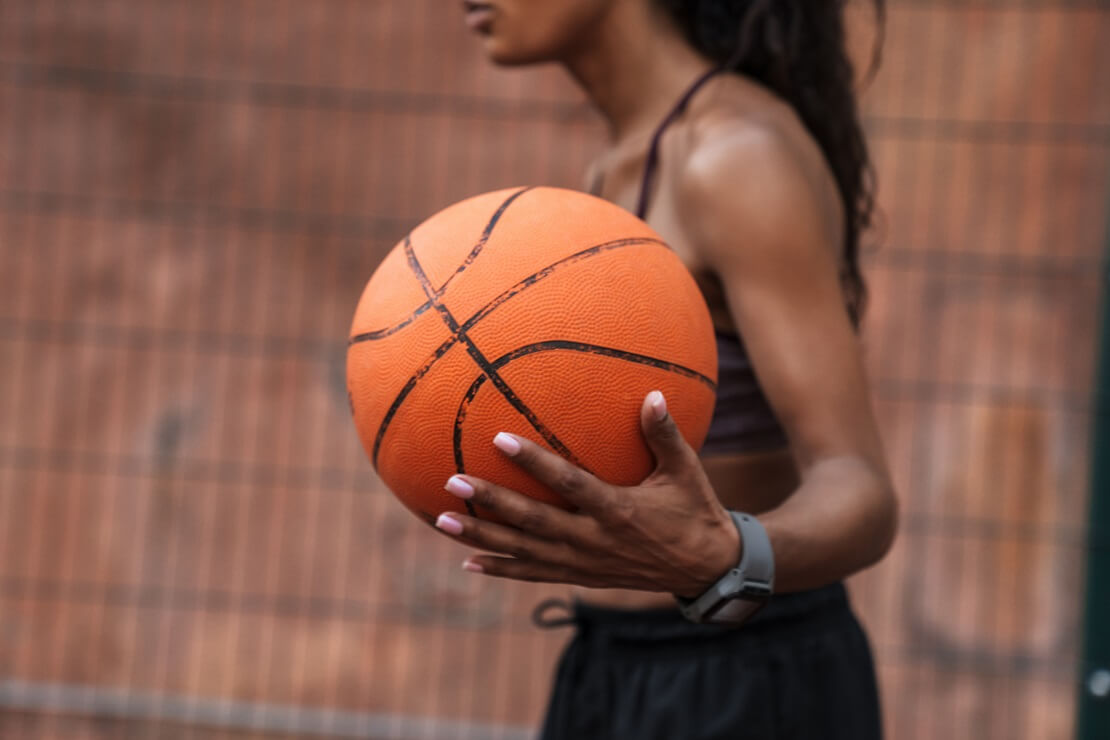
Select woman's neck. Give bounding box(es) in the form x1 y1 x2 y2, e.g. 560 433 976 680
560 3 715 145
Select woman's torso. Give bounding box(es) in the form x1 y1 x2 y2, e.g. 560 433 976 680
573 72 839 609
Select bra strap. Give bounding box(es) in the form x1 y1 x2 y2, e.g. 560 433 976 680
634 66 726 220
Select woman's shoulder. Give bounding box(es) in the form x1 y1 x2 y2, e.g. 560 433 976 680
685 78 825 196
673 77 844 264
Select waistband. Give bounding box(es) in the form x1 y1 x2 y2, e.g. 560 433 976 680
534 583 853 647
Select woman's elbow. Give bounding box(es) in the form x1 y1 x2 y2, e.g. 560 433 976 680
864 477 899 567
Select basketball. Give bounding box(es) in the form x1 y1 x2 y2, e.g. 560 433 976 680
346 186 717 525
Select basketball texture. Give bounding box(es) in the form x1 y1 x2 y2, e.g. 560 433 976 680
347 186 717 525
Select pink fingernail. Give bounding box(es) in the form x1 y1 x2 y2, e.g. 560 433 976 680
648 390 667 421
462 560 484 573
445 475 474 499
436 513 463 536
493 432 521 456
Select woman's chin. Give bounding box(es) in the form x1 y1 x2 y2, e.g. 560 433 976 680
481 39 552 67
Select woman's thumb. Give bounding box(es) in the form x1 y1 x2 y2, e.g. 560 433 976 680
640 391 694 473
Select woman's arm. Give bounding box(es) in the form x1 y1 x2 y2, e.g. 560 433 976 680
433 124 897 597
678 122 897 590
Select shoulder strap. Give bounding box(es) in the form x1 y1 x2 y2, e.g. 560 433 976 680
635 66 725 220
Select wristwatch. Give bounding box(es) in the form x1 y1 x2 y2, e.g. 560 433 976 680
676 511 775 625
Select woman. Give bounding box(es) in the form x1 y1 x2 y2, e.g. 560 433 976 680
436 1 897 737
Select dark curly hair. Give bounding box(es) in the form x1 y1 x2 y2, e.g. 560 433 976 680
656 0 883 326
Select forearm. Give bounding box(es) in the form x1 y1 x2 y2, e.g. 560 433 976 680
755 455 897 593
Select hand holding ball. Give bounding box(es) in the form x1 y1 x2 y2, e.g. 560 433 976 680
347 187 717 525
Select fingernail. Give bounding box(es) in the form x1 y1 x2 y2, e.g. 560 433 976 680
493 432 521 456
648 390 667 421
436 513 463 536
445 475 474 499
462 560 484 573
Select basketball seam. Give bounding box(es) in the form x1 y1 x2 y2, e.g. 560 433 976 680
349 233 666 347
437 186 533 295
451 340 717 487
364 236 669 468
368 333 457 468
486 340 715 388
402 236 589 473
348 187 532 344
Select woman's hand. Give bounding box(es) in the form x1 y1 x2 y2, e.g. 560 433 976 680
433 391 741 599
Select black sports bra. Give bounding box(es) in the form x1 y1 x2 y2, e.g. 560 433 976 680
602 66 789 455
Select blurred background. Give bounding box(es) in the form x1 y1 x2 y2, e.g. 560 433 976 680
1 1 1107 738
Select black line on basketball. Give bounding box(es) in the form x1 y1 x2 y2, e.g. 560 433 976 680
356 234 662 351
370 333 458 467
365 236 667 464
453 375 482 475
349 235 663 345
455 237 667 335
452 375 486 518
450 338 712 488
451 370 587 499
348 300 434 344
403 237 588 470
493 340 716 390
349 188 531 344
436 186 533 295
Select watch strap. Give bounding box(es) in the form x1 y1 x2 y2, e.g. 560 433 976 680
676 511 775 624
731 511 774 587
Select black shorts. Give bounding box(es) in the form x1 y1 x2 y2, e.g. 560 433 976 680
538 583 881 740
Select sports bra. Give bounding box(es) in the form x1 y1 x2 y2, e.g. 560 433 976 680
597 66 789 455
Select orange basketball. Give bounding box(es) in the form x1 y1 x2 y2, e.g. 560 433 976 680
347 186 717 525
